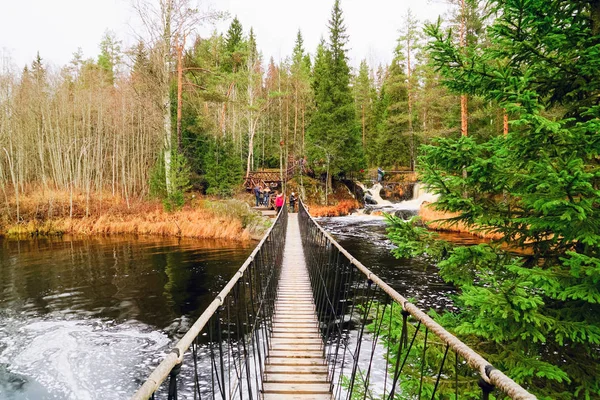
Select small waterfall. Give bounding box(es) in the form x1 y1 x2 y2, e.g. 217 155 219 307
413 182 423 199
356 181 439 220
365 183 392 206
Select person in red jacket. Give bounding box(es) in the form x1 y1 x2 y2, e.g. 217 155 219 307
275 191 284 213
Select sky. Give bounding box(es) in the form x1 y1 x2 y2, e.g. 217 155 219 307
0 0 451 72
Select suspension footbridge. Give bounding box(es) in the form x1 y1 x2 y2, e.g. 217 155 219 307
131 202 537 400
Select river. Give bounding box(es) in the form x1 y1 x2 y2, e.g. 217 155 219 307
0 187 482 399
0 235 253 399
317 214 483 312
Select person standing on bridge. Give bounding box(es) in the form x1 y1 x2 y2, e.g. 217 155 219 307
377 167 385 183
275 191 284 213
258 186 264 206
263 186 271 207
253 184 261 207
289 192 297 213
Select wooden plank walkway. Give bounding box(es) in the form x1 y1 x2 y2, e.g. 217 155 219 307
263 213 332 400
253 206 278 218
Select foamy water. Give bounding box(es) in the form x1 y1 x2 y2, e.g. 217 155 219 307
0 313 170 399
359 181 439 216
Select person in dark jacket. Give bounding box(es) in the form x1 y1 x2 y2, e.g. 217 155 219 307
253 185 261 206
289 192 297 213
377 167 385 182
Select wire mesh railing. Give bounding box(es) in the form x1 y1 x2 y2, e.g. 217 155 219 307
298 199 536 400
130 206 288 400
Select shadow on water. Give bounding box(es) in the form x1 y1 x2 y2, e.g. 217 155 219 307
0 235 253 400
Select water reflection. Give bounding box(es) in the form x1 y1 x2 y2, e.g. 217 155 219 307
0 235 253 330
0 235 254 399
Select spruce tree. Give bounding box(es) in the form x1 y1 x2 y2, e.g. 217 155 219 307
97 30 122 85
290 30 312 157
224 17 245 73
353 60 376 165
388 1 600 397
307 0 364 185
378 42 410 169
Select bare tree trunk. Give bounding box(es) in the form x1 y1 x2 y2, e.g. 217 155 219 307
246 119 257 178
3 147 19 221
591 0 600 36
361 104 365 149
302 105 305 156
176 35 185 151
294 85 298 158
460 0 468 138
162 0 174 195
407 32 415 171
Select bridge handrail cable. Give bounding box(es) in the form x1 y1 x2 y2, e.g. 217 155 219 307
298 199 536 400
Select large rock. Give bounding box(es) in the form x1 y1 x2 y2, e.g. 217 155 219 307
394 209 418 220
364 193 377 205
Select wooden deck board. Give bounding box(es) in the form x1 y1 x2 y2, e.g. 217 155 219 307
263 213 332 399
263 393 331 400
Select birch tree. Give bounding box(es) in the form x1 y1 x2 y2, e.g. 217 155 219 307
132 0 221 195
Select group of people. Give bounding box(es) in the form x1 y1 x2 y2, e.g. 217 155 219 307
253 185 298 213
253 185 272 207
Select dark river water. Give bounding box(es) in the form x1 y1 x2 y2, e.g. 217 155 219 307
0 212 481 399
0 235 253 399
316 215 483 311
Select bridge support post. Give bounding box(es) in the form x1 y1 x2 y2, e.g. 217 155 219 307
167 361 182 400
478 376 495 400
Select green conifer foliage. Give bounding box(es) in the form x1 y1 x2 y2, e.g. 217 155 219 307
307 0 365 181
202 136 243 197
388 1 600 398
353 60 376 164
224 17 245 72
378 45 410 169
97 31 122 85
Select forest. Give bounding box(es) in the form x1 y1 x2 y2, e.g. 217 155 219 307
0 0 599 397
0 0 505 223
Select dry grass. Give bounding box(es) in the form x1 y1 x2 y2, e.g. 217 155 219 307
308 200 361 217
1 187 266 241
419 201 504 240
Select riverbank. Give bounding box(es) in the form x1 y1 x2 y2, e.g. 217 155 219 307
419 201 503 240
0 189 270 241
306 200 361 217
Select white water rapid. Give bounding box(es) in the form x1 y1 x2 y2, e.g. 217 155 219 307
356 181 439 219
